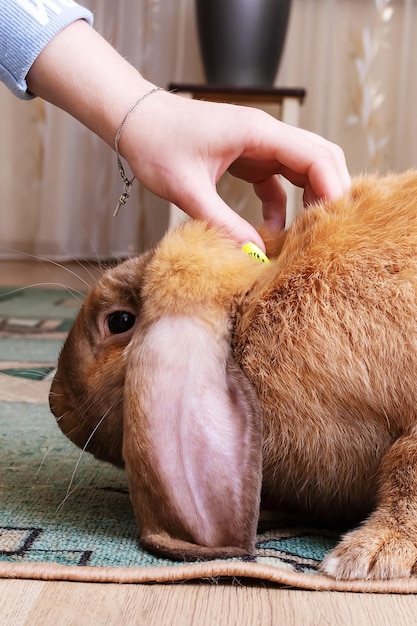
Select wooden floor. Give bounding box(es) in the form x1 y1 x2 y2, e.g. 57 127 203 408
3 578 417 626
2 260 417 625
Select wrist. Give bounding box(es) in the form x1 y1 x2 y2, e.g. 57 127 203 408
26 20 157 147
113 86 164 217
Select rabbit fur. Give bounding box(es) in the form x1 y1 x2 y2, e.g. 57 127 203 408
50 170 417 580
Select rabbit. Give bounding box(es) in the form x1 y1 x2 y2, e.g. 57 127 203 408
50 169 417 580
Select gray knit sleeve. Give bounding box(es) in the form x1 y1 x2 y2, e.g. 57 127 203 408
0 0 94 99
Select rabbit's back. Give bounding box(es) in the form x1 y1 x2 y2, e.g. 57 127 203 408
234 171 417 525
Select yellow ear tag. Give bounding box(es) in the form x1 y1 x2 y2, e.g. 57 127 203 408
241 242 270 264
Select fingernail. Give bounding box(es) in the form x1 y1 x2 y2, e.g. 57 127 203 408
241 242 270 264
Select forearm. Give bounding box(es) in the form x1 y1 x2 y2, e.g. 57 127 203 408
0 0 93 99
26 19 157 148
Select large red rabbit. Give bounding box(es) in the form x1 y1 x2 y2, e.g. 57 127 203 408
50 170 417 580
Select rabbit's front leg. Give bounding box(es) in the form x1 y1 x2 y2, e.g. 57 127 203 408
321 431 417 580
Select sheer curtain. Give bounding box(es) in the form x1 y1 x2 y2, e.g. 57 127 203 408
0 0 416 260
280 0 417 174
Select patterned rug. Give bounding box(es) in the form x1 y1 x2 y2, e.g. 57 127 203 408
1 286 417 593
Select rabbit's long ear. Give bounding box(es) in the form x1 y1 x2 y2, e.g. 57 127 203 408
123 314 263 561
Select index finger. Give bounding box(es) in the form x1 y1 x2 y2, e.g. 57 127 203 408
233 113 351 201
282 126 352 201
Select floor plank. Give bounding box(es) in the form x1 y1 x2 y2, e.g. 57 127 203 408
0 580 46 625
2 580 417 626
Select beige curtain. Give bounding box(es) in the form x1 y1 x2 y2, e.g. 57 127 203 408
0 0 416 260
281 0 417 174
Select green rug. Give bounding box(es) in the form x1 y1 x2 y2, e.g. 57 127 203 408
1 286 417 593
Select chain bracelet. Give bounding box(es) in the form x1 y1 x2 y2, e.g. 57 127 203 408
113 86 163 217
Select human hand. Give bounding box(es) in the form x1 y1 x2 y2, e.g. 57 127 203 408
120 90 351 250
26 20 350 252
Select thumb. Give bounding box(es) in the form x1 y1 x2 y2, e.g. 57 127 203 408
181 185 266 252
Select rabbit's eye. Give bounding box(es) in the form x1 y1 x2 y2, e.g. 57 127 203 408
106 311 136 335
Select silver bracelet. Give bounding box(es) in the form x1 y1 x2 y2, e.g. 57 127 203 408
113 86 163 217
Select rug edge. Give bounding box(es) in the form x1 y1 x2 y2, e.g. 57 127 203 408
1 561 417 594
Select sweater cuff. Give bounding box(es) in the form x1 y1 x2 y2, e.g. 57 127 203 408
0 1 94 100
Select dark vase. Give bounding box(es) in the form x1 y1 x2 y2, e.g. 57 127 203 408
196 0 292 86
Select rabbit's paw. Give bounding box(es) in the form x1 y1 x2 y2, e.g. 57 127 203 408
320 525 417 580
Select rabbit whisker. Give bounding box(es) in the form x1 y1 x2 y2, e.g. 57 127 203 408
59 404 117 509
56 481 83 512
35 442 57 478
0 371 52 395
0 244 95 291
0 282 85 302
53 410 72 424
